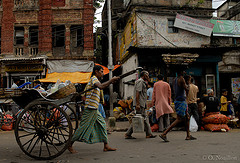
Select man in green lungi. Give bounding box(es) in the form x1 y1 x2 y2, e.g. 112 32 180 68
68 65 119 153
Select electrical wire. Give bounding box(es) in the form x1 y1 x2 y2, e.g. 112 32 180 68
136 13 178 47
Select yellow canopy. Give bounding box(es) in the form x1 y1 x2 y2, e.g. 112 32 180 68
39 72 92 83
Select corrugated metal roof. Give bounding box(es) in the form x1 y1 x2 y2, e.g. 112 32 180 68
0 57 46 61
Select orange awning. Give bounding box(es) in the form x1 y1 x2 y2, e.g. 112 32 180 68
95 64 121 75
95 63 109 75
39 72 92 83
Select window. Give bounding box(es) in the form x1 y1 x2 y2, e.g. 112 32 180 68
15 27 24 45
131 22 134 38
168 19 178 33
52 25 65 47
70 25 84 47
29 26 38 45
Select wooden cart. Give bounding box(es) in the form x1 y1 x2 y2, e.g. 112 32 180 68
9 84 80 160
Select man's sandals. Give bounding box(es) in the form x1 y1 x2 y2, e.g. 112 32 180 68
125 135 136 139
185 135 197 140
159 134 169 142
146 135 157 138
159 134 197 142
125 135 156 139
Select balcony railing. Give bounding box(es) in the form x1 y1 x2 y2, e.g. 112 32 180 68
29 47 38 56
14 46 38 57
14 0 39 10
14 47 24 57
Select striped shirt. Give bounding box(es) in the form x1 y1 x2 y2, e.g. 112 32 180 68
85 75 101 110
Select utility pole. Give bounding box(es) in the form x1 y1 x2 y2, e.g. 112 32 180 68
107 0 114 116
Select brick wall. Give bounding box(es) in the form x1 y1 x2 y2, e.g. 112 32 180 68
52 0 65 7
38 0 52 55
1 0 15 55
0 0 94 57
83 0 94 51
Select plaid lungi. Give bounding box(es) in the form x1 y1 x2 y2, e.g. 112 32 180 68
72 107 108 144
174 101 188 117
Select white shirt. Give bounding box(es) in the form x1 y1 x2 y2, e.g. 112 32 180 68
11 83 18 89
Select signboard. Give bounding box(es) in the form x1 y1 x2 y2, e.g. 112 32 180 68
231 78 240 95
5 65 44 72
174 14 214 37
210 19 240 37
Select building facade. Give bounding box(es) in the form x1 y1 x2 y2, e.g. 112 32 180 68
215 0 240 102
0 0 95 88
103 0 240 100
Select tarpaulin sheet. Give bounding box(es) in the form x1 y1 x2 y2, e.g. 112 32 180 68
39 72 92 83
47 60 94 73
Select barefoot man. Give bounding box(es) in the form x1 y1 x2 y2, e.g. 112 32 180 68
68 65 119 153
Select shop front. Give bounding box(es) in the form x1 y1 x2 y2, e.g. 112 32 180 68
128 46 224 99
0 57 46 88
218 50 240 106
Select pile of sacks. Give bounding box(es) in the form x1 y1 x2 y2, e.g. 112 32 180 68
202 112 230 132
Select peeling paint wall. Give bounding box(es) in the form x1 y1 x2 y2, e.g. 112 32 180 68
136 13 211 47
119 13 137 61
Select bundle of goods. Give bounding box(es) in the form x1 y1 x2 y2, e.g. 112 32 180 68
1 114 13 131
151 123 159 132
202 112 230 132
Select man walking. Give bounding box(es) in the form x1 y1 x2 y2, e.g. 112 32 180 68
125 71 156 139
185 75 200 127
159 70 196 142
68 65 119 153
151 74 173 132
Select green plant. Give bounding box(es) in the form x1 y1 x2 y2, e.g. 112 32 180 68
93 0 105 9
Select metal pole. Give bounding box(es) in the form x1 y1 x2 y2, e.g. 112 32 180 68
107 0 114 116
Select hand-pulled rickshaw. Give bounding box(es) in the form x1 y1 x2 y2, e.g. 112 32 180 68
11 83 82 160
3 67 141 160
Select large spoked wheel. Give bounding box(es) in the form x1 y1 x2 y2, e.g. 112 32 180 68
60 104 78 133
14 101 73 160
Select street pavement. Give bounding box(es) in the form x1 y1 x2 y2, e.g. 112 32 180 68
0 127 240 163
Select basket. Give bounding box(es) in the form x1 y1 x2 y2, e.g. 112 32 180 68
47 83 76 99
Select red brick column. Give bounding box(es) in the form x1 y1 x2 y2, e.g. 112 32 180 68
83 0 94 51
65 25 71 57
1 0 16 55
24 26 29 56
38 0 52 55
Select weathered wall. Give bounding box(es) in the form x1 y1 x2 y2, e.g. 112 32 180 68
119 13 137 61
120 54 138 99
129 0 212 8
136 13 211 48
52 10 83 24
1 0 15 55
38 0 52 55
0 0 93 58
83 0 94 56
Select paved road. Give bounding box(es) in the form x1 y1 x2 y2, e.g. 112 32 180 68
0 129 240 163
